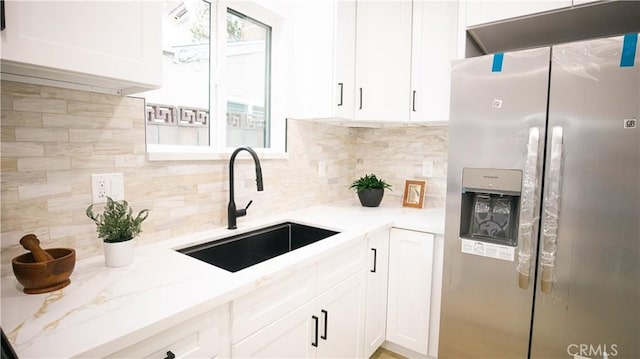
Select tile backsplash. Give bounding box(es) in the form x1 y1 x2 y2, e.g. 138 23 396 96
1 80 447 276
355 126 448 208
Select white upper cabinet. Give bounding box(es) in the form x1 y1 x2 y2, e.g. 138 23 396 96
333 0 357 120
286 0 356 121
465 1 572 27
286 1 338 120
410 1 460 123
354 1 413 123
287 0 460 124
0 1 162 95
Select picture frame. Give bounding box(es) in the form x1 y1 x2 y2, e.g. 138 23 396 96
402 180 426 208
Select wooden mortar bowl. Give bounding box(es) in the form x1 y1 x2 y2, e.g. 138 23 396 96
12 248 76 294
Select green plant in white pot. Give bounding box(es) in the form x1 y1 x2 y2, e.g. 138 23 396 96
349 174 392 207
86 197 149 267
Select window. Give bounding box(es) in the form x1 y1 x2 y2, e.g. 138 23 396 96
144 0 212 147
225 9 271 148
144 0 279 156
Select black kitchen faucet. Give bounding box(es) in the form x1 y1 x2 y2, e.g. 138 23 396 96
227 146 263 229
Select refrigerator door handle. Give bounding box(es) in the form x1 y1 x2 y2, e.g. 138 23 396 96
540 126 564 294
517 127 542 289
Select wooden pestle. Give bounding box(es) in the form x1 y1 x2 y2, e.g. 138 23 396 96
19 234 54 262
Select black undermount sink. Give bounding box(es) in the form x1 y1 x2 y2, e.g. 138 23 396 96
177 222 340 272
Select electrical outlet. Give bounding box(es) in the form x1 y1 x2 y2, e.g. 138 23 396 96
422 160 434 177
91 173 124 203
318 161 327 178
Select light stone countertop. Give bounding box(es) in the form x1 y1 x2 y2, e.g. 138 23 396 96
0 200 445 358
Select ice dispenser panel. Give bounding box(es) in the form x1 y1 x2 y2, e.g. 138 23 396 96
459 168 522 247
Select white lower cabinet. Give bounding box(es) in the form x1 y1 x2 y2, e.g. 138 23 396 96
106 304 230 359
364 230 390 358
232 301 317 358
317 239 367 293
232 271 366 359
231 266 317 342
386 228 435 355
230 240 367 358
316 270 366 358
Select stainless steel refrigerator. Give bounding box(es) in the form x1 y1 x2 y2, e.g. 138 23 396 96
439 34 639 358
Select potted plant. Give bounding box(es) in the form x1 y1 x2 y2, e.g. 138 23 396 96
349 173 392 207
86 197 149 267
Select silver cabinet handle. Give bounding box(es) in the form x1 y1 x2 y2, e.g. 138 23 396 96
359 88 363 110
517 127 542 289
540 126 564 294
337 83 343 107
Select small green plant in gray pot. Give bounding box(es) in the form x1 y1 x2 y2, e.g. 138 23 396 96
349 174 392 207
87 197 149 267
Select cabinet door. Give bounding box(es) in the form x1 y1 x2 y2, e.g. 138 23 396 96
287 1 337 119
0 1 161 94
354 1 412 122
465 1 571 27
410 1 459 123
364 230 390 358
232 301 317 358
316 271 367 359
334 0 356 120
386 229 434 355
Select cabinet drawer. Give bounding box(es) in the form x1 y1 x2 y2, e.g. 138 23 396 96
317 240 367 293
106 305 229 359
231 265 317 343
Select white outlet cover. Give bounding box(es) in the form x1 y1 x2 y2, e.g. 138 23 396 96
422 160 434 177
318 161 327 178
91 173 124 203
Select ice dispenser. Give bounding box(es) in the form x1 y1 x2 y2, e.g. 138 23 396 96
459 168 522 246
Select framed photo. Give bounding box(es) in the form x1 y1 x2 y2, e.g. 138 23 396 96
402 180 426 208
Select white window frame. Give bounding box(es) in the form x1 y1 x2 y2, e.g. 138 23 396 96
146 0 287 161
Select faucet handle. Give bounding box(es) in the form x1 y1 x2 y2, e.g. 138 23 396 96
236 200 253 218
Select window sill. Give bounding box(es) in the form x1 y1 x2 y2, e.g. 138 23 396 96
146 145 288 161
